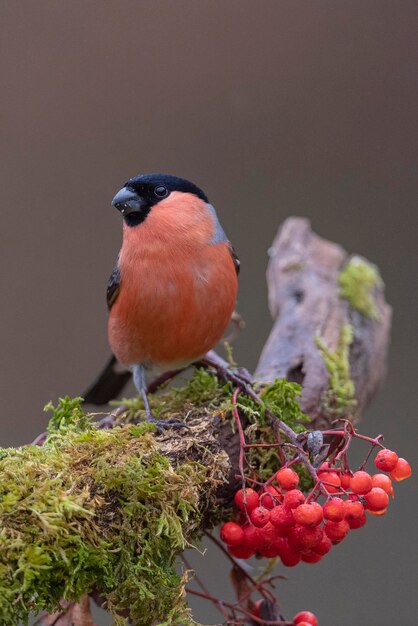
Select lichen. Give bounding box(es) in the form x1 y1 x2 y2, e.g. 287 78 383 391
338 255 383 320
315 324 357 419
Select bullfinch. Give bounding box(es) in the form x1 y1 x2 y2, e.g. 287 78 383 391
84 173 239 422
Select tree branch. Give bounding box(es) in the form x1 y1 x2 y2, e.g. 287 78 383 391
255 217 391 428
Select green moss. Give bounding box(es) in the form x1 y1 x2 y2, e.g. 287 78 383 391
338 256 383 320
0 397 211 626
233 379 311 482
231 378 308 431
112 367 231 422
114 369 309 436
45 395 92 434
115 372 311 484
315 324 357 419
259 379 310 433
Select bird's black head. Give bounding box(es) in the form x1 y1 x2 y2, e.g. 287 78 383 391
112 173 209 227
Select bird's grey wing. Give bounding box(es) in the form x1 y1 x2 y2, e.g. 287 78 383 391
84 259 130 404
228 243 240 275
207 204 240 276
106 263 121 310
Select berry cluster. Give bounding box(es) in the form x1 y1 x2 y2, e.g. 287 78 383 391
220 449 411 566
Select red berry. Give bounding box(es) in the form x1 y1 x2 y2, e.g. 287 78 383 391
318 462 331 470
300 526 324 550
267 535 289 558
220 522 244 546
374 448 399 472
368 507 387 516
344 499 364 522
283 489 305 509
250 506 270 527
324 519 349 541
323 498 345 522
317 470 341 494
228 544 255 559
259 534 288 558
390 458 412 481
258 522 278 548
241 524 262 550
261 485 283 509
234 488 259 513
270 505 295 533
287 525 303 550
364 487 389 512
350 471 372 495
314 533 332 555
258 543 280 558
347 511 367 529
288 525 323 551
251 600 263 619
371 473 394 497
293 502 324 527
294 611 318 626
279 543 301 567
301 550 323 563
340 471 352 490
276 467 300 490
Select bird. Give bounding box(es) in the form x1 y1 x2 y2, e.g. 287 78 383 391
83 173 239 424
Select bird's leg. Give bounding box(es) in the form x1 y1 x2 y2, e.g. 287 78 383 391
132 364 189 432
133 364 154 418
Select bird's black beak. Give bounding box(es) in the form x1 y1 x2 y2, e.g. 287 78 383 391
112 187 144 216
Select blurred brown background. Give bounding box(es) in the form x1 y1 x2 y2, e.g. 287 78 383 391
1 1 417 624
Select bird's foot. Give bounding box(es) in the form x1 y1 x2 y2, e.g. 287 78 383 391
145 412 190 433
200 351 253 388
232 367 252 385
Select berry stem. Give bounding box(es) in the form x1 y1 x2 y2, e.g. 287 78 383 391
204 530 276 603
186 589 293 626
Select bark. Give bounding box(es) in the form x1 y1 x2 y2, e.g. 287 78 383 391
255 217 391 428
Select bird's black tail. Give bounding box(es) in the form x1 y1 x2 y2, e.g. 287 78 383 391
82 355 132 405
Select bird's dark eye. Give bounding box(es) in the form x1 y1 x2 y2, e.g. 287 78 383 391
154 185 168 198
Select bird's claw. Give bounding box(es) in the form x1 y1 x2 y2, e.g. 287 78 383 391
145 414 191 433
233 367 252 385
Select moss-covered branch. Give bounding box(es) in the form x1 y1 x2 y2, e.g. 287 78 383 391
0 389 231 626
1 370 316 626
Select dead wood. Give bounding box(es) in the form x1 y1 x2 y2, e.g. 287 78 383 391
255 217 391 429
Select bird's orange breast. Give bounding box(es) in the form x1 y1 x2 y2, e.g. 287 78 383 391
108 193 238 367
